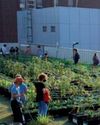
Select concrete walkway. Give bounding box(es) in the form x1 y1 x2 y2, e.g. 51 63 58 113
0 96 12 123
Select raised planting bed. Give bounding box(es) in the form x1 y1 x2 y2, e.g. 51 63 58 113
48 107 73 117
23 107 73 120
72 114 88 125
70 108 100 125
50 88 61 100
70 113 100 125
68 107 79 121
83 117 100 125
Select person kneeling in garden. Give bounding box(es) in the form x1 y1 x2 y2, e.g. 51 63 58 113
34 73 51 116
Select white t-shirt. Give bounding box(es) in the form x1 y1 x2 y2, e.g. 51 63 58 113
11 84 21 102
1 46 8 54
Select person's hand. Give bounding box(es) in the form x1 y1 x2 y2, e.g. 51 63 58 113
17 93 24 97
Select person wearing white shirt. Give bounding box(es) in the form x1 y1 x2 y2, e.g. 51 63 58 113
1 44 8 57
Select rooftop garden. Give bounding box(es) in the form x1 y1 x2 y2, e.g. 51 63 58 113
0 56 100 124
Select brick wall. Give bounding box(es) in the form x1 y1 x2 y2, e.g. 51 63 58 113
78 0 100 8
42 0 100 8
0 0 20 43
57 0 68 6
42 0 54 7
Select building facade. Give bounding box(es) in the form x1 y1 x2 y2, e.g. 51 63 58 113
0 0 100 43
18 7 100 50
42 0 100 9
19 0 100 9
1 0 100 44
0 0 20 43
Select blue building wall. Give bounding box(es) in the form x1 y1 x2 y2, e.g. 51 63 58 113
17 7 100 50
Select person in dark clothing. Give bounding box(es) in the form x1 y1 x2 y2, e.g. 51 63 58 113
15 46 19 55
11 99 23 123
10 47 15 57
93 53 99 66
44 51 48 61
34 73 48 116
73 49 80 64
14 46 19 59
15 47 19 55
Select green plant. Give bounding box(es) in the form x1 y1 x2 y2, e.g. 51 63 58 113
1 56 100 113
84 110 95 118
37 116 52 125
29 116 53 125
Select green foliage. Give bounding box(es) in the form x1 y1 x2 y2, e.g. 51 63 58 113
37 116 52 125
84 110 95 118
29 116 53 125
0 56 100 113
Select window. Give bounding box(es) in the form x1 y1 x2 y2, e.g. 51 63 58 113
51 26 56 32
42 26 47 32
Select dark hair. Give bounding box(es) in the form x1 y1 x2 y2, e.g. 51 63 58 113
37 45 41 48
73 48 77 52
45 52 48 56
38 73 48 82
94 53 97 56
4 44 7 47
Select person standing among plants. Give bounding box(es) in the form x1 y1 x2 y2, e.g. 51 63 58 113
9 46 15 57
37 45 44 58
92 53 99 66
44 51 48 61
9 74 27 104
10 76 27 124
73 48 80 64
16 74 27 103
1 44 8 57
24 46 32 55
34 73 50 116
15 46 19 59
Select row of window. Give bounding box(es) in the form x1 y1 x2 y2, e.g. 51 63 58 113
42 26 56 32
